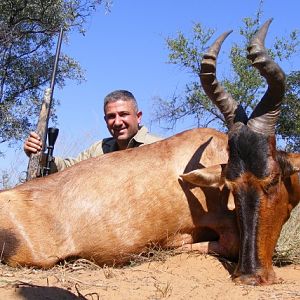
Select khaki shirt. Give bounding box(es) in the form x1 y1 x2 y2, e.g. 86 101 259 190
53 126 162 171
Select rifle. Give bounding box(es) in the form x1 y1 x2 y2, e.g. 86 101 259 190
26 28 63 181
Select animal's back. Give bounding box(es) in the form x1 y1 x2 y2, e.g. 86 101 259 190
0 128 229 266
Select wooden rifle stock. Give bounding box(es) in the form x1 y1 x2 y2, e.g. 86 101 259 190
26 28 63 181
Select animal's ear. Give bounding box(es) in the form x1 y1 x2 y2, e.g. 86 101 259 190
180 164 226 188
288 153 300 174
279 152 300 178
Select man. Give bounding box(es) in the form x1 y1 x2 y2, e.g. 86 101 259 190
24 90 162 172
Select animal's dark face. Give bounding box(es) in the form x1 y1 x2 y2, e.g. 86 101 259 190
225 125 290 283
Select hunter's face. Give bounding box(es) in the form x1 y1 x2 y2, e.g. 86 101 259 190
104 99 142 149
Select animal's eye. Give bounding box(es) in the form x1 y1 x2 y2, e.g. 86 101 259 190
263 176 280 194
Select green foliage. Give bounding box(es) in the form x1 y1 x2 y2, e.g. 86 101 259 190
156 7 300 151
278 71 300 151
0 0 111 148
155 23 221 129
167 23 215 75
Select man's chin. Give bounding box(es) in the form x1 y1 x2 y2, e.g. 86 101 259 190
114 133 129 141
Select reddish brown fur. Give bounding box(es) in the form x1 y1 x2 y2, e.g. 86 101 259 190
225 129 300 285
0 128 239 267
227 172 291 284
0 127 299 286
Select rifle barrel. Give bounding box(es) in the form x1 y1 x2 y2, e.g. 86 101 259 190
49 27 64 114
26 27 64 181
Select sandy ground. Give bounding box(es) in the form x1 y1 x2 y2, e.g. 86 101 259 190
0 252 299 300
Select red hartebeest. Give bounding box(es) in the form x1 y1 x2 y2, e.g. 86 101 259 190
193 18 300 284
0 20 299 286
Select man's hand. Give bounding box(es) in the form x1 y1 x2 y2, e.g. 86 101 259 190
24 132 43 157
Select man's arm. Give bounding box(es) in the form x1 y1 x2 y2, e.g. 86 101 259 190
24 134 109 172
53 140 106 171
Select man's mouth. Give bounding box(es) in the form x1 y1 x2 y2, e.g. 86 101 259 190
115 128 127 135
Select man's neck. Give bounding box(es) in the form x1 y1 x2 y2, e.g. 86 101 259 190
117 140 130 151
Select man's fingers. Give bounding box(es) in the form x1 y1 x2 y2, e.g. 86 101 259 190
24 138 42 157
26 141 42 152
29 131 40 139
27 136 42 147
24 132 43 157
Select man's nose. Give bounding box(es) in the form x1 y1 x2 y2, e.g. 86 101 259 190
114 115 123 126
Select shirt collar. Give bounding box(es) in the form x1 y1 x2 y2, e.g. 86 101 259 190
129 125 148 145
103 125 149 151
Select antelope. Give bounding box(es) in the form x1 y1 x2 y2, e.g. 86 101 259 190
196 18 300 284
0 19 299 286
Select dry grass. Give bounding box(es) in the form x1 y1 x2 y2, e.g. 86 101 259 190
0 259 111 299
274 202 300 265
126 244 180 267
0 250 298 300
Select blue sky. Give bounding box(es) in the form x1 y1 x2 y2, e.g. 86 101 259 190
1 0 300 181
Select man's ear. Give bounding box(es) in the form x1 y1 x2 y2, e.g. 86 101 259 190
137 111 142 123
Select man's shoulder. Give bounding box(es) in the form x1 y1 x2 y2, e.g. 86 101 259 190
143 131 163 143
134 126 163 145
87 137 117 155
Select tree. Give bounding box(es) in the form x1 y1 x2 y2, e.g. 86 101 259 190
278 71 300 151
155 5 300 151
0 0 111 150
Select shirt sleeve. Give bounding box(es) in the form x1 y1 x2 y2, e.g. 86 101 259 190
53 141 105 171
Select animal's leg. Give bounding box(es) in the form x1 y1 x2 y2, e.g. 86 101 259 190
176 238 238 259
162 232 238 259
162 233 194 248
178 241 212 252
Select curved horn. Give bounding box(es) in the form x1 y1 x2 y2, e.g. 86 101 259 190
247 19 286 135
200 31 248 129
